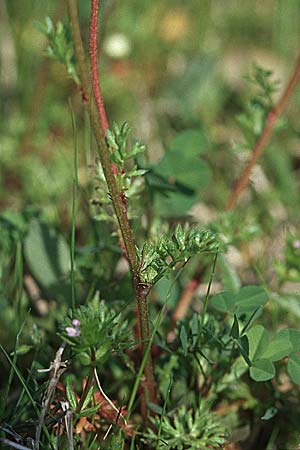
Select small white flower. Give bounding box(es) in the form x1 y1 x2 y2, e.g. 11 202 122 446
103 33 131 59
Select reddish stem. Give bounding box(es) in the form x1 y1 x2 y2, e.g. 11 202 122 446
89 0 109 136
226 51 300 211
89 0 120 176
88 0 156 417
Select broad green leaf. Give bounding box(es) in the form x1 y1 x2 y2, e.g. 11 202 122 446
210 286 267 318
277 328 300 352
287 352 300 384
246 325 269 361
210 291 235 313
169 129 208 156
155 154 210 193
24 219 70 288
263 329 297 383
235 286 268 315
153 130 211 216
261 338 292 362
250 359 275 381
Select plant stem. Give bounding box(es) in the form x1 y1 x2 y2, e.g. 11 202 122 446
90 0 109 135
69 101 78 311
67 0 156 415
226 51 300 211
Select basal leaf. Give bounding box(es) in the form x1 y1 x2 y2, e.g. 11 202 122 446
246 325 269 361
261 337 292 362
277 328 300 352
235 286 268 316
210 286 267 319
210 291 235 313
250 359 275 381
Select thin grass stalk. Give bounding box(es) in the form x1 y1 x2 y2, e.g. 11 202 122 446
69 100 78 311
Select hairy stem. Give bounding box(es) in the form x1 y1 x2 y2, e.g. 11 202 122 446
226 51 300 210
90 0 109 134
67 0 156 416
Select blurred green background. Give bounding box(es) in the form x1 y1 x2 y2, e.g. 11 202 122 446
1 0 299 218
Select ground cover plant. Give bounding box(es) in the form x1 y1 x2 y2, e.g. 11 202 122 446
1 1 300 449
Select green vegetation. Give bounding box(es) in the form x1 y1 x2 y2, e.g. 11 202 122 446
1 1 300 449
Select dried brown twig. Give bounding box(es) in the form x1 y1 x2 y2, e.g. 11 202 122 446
35 344 68 450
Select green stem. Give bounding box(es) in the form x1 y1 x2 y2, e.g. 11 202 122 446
201 252 218 326
69 100 78 311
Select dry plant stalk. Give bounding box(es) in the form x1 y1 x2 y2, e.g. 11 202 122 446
35 344 67 450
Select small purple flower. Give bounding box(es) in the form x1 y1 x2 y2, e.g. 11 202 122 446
293 240 300 249
72 319 80 327
66 326 80 337
66 319 80 337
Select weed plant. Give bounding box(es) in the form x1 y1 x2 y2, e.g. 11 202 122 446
1 1 300 450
